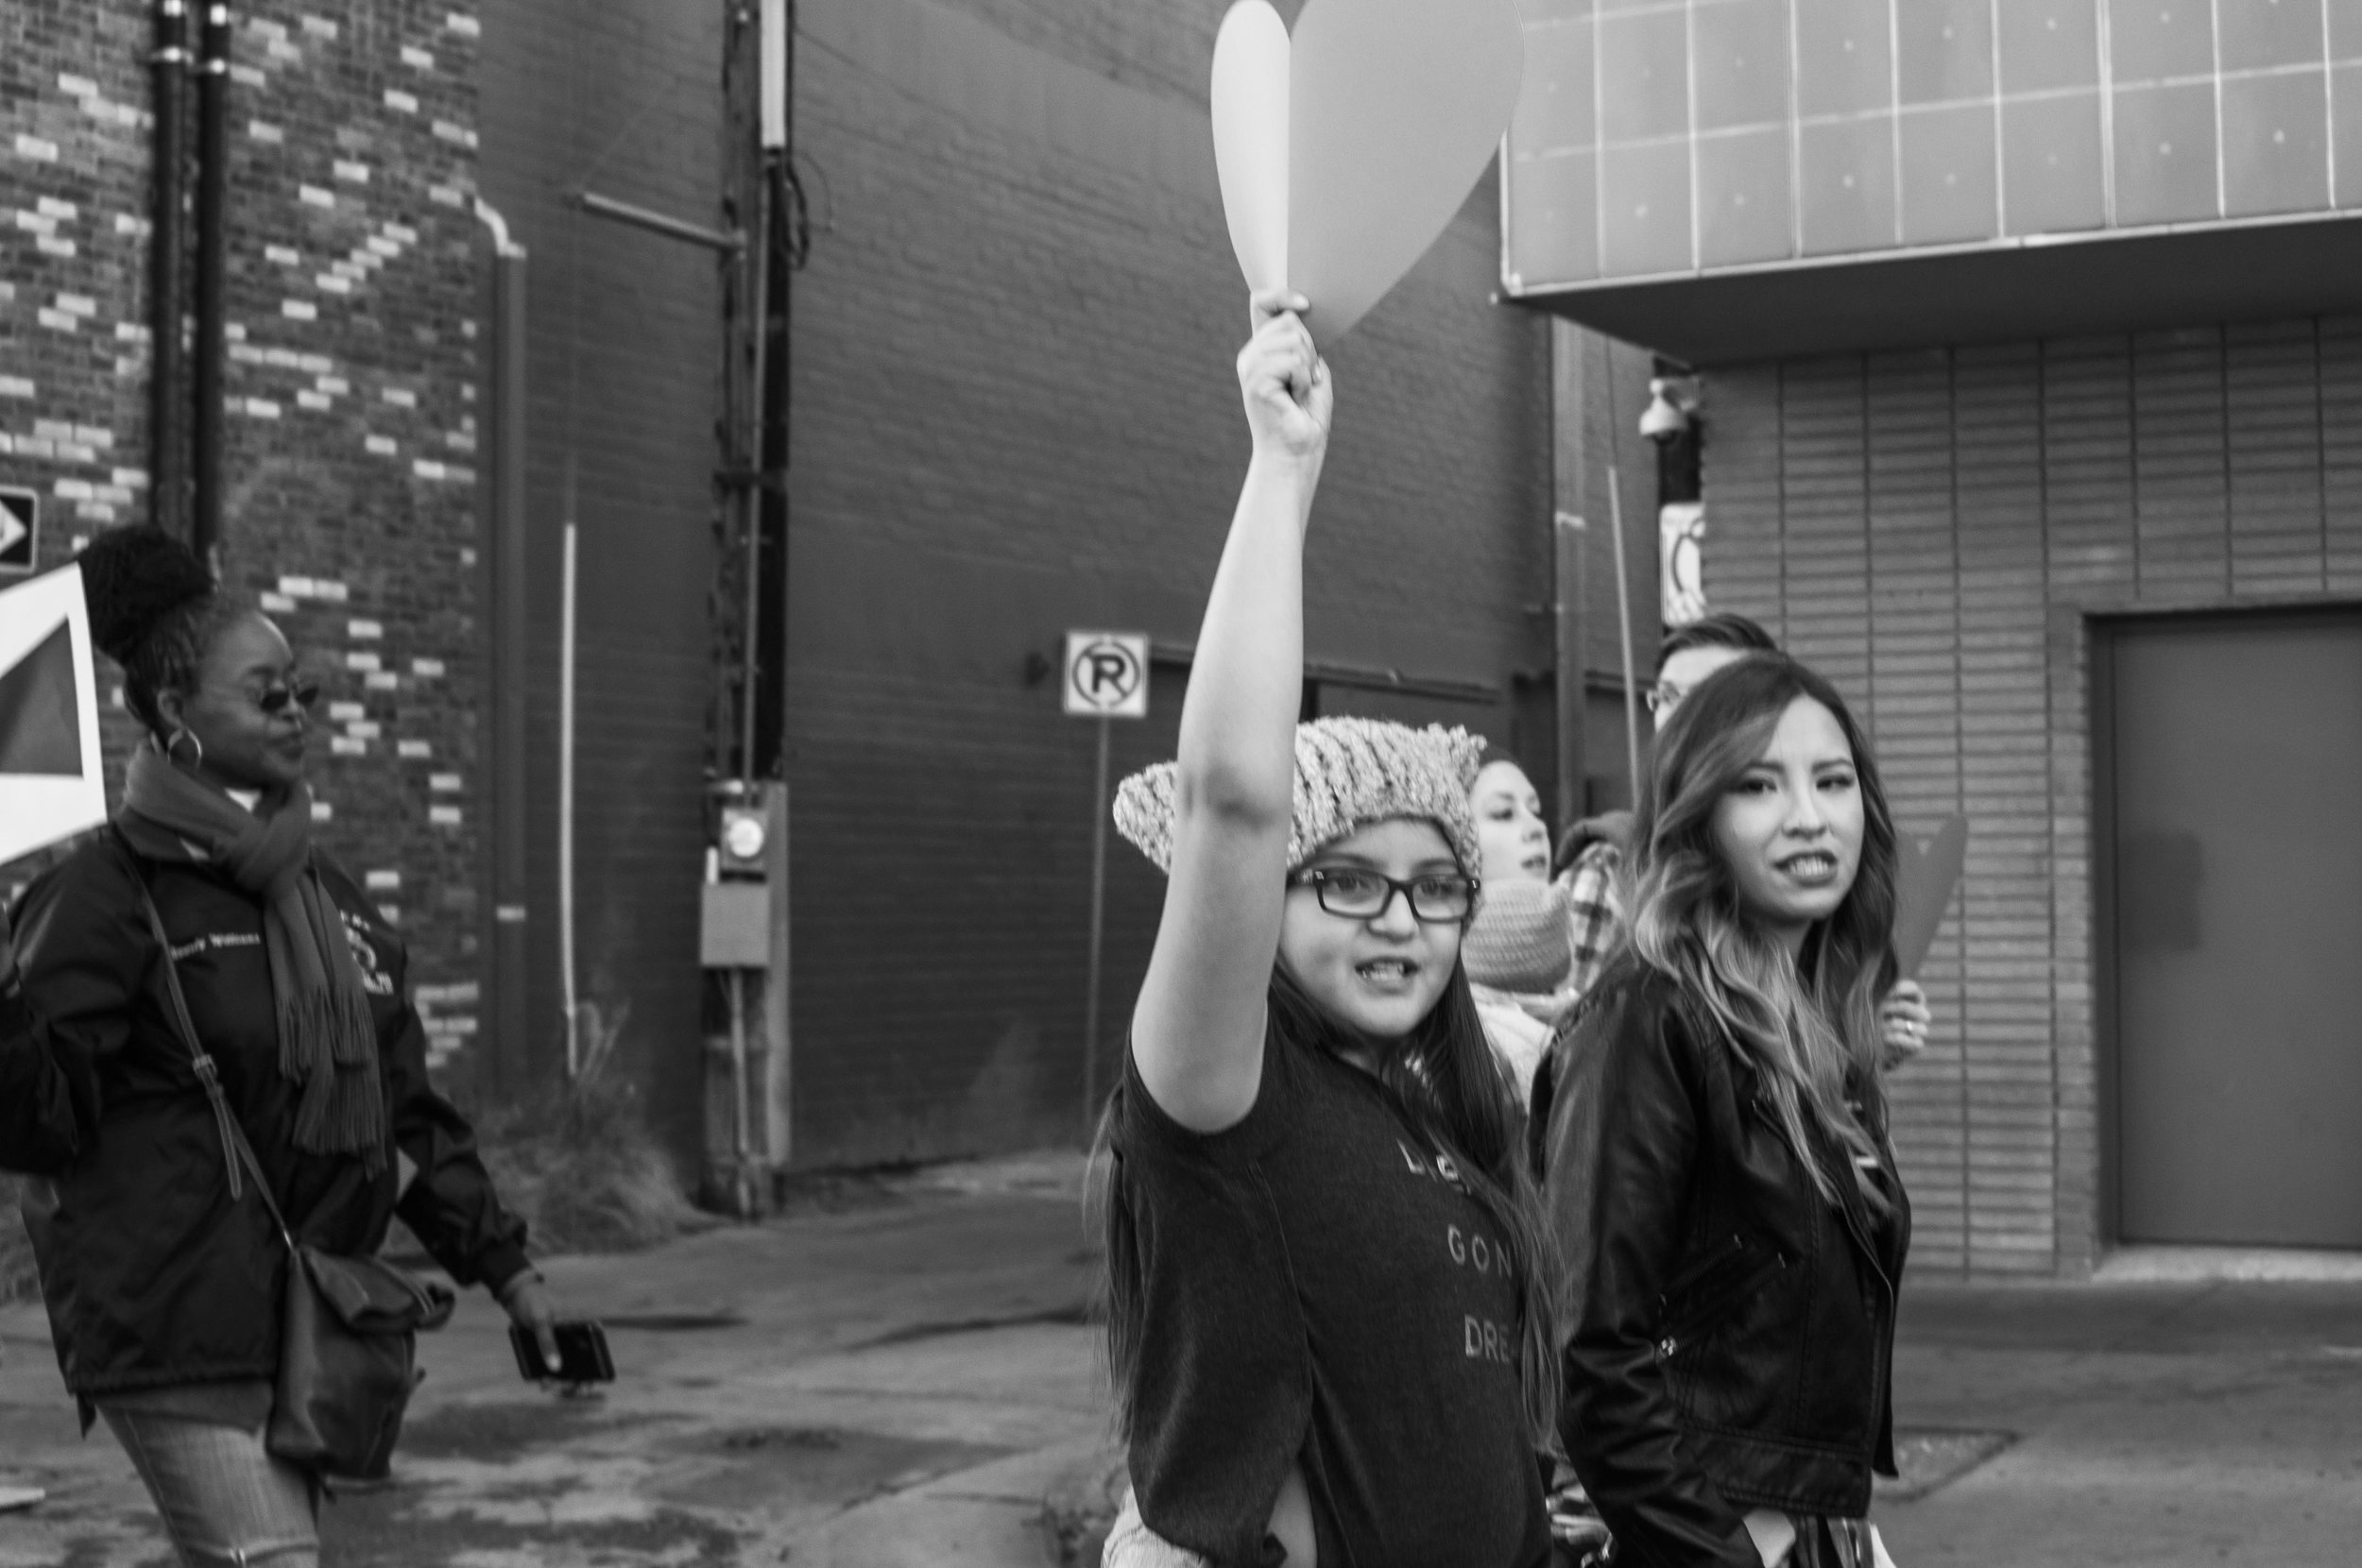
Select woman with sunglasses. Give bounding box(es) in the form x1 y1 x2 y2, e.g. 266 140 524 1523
0 526 560 1568
1091 299 1557 1567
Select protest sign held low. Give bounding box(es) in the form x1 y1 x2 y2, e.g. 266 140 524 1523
1892 814 1970 980
0 564 108 867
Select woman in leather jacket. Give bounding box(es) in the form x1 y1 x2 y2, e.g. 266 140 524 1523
1536 654 1909 1568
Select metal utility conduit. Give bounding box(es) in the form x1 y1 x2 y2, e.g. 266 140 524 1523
190 0 230 566
571 190 745 255
473 197 529 1100
148 0 192 541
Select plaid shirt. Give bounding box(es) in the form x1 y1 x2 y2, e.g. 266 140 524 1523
1560 839 1624 999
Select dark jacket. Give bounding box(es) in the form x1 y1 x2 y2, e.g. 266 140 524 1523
1 825 529 1402
1532 958 1909 1568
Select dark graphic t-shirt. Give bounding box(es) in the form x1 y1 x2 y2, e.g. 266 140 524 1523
1112 1024 1551 1568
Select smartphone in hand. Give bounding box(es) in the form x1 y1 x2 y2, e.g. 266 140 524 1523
509 1320 615 1384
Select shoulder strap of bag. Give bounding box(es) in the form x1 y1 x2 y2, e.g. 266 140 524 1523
109 827 295 1252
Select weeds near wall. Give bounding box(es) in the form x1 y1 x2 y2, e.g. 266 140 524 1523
469 999 713 1256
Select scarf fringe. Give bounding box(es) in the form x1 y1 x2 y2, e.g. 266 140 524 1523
279 990 389 1173
125 750 388 1175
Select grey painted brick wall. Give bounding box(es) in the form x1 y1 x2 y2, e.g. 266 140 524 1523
474 0 726 1160
780 0 1554 1166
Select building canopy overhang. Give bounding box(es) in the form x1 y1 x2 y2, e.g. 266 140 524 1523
1510 214 2362 366
1502 0 2362 366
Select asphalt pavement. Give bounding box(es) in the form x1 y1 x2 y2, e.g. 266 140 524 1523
1 1152 2356 1566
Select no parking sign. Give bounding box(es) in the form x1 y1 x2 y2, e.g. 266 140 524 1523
1064 627 1149 1138
1062 631 1150 720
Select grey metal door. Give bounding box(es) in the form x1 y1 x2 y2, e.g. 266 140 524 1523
2111 613 2362 1248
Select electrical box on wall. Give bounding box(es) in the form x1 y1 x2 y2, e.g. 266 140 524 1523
701 780 778 968
700 882 768 968
715 787 772 878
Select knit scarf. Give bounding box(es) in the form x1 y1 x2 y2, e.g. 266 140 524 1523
122 744 387 1171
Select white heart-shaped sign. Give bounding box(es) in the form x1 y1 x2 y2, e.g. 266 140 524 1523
1210 0 1524 343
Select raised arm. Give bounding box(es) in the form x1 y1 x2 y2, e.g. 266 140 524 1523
1130 298 1331 1133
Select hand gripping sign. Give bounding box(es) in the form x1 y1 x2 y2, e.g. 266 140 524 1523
1209 0 1525 344
0 564 108 867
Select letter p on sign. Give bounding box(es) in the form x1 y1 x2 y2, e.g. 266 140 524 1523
1063 631 1150 721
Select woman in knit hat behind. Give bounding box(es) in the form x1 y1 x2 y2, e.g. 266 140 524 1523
0 527 560 1568
1090 298 1558 1567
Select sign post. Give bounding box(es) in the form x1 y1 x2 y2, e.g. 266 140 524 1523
1064 630 1150 1137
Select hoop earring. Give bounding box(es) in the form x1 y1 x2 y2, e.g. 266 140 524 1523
165 726 204 772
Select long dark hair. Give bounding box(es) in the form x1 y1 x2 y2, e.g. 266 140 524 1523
1087 951 1561 1449
1624 654 1899 1205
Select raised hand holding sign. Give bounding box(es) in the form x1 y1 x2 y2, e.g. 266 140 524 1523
1210 0 1525 343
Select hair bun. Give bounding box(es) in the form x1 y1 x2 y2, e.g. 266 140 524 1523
75 525 214 665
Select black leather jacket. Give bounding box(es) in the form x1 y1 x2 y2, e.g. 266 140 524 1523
1532 959 1909 1568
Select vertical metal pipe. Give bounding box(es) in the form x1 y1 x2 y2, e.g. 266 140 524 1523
559 508 580 1081
738 175 770 782
190 1 230 566
149 0 192 542
1080 713 1111 1138
759 1 796 1187
474 200 529 1102
1549 320 1592 834
1553 511 1589 828
1607 471 1643 810
727 968 750 1195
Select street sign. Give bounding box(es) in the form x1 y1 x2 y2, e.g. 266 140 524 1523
1062 630 1150 720
1061 628 1149 1138
0 487 35 575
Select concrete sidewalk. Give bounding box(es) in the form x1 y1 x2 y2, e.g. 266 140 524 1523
0 1152 1120 1567
2 1152 2358 1565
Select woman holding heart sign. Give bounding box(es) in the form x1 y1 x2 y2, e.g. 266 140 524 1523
1088 298 1557 1567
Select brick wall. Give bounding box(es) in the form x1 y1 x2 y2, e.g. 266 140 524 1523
782 0 1554 1165
1702 318 2362 1276
473 1 726 1154
2 4 488 1074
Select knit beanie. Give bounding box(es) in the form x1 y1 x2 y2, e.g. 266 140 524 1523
1113 716 1483 877
1463 877 1573 994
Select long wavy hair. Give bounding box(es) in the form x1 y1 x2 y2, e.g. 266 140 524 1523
1087 878 1561 1451
1624 655 1900 1206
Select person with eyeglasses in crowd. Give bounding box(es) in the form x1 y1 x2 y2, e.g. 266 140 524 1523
1090 297 1559 1567
1555 613 1931 1066
0 526 563 1568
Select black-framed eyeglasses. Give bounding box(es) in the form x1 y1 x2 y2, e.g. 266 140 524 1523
1287 867 1480 923
1643 682 1685 717
247 678 321 716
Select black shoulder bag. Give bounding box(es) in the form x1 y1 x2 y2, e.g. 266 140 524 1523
127 861 454 1481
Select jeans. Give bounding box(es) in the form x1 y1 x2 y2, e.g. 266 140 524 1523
100 1406 320 1567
